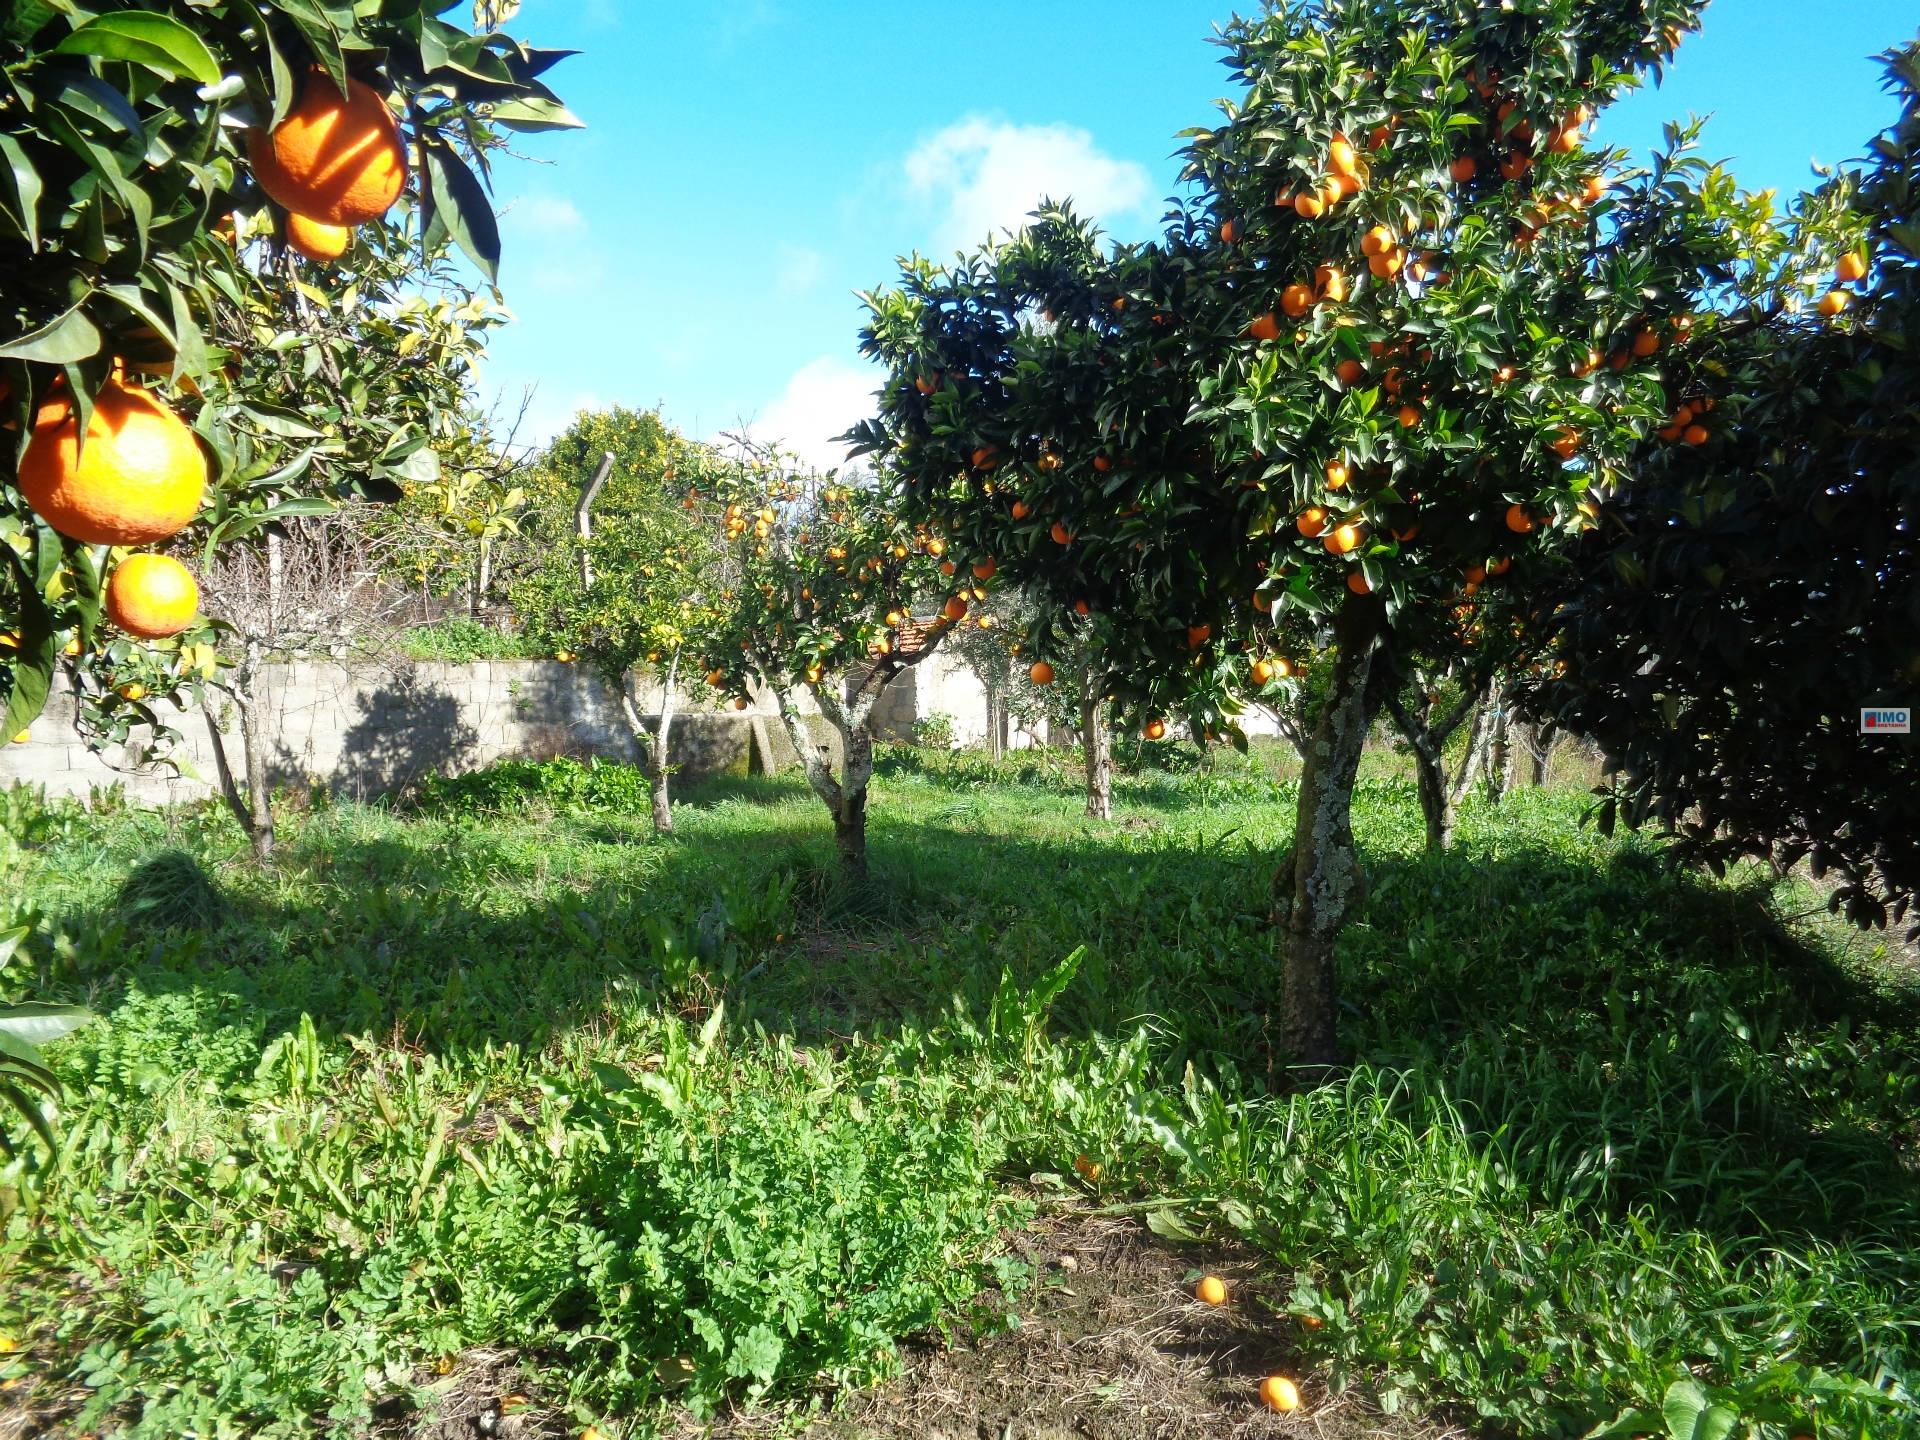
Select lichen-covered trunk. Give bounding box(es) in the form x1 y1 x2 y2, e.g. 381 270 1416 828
1412 739 1454 853
1082 694 1112 820
650 677 676 835
1280 595 1380 1073
238 684 275 862
835 725 873 879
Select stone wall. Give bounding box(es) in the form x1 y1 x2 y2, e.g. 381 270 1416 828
0 661 800 805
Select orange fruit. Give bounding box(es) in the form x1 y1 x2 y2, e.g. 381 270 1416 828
1328 133 1359 177
248 73 407 226
1250 660 1275 686
1368 247 1405 280
1050 521 1073 545
1186 623 1211 649
1505 503 1537 534
1449 155 1478 184
1324 457 1350 489
1499 151 1533 181
1293 191 1326 219
1143 719 1167 741
1093 454 1114 473
1345 570 1372 594
1248 312 1282 342
1259 1376 1301 1413
1073 599 1092 616
1195 1276 1229 1305
914 374 939 395
1281 283 1315 318
1219 217 1243 245
1315 265 1348 303
1581 175 1608 205
1836 251 1867 282
1396 404 1421 428
1464 562 1488 585
1296 506 1329 538
971 444 999 469
731 696 749 711
1817 290 1850 318
1010 500 1031 520
972 558 997 579
1360 225 1395 257
19 381 207 545
286 212 351 262
1334 358 1365 386
1029 661 1055 685
1683 423 1710 446
1323 522 1364 555
706 669 725 686
1494 364 1517 384
1488 555 1513 575
942 596 969 622
105 554 199 639
1631 328 1660 358
1548 427 1581 460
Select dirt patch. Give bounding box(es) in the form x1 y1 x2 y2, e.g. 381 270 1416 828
696 1208 1459 1440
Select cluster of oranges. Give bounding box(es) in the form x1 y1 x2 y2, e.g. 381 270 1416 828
9 72 412 652
251 73 409 263
17 380 207 639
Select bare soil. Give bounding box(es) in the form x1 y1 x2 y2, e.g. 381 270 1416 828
7 1213 1459 1440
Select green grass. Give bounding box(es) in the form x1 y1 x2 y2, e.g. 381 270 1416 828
1 748 1915 1439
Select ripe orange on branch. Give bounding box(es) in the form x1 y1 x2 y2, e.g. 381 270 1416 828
1029 661 1054 685
249 74 408 226
105 554 199 639
287 212 351 262
19 381 207 544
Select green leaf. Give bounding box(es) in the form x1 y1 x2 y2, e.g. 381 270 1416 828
0 301 102 364
54 13 221 85
0 1004 92 1048
0 133 44 248
487 95 586 132
267 0 347 96
420 139 501 283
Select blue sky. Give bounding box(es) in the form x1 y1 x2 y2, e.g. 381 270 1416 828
481 0 1919 466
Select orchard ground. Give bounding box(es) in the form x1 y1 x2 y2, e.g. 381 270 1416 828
2 743 1916 1439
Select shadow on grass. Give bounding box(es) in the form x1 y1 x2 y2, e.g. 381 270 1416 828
50 768 1920 1266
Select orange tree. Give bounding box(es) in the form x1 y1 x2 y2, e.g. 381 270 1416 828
0 0 575 746
511 408 731 835
1525 45 1920 935
851 0 1726 1067
686 446 973 877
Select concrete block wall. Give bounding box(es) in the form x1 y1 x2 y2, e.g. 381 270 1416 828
0 661 792 805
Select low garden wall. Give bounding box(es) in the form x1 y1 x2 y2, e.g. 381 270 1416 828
0 661 815 806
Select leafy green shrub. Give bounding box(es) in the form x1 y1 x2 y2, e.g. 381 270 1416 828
396 619 547 664
410 757 650 818
910 711 957 748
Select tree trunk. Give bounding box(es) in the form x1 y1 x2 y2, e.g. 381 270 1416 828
1450 688 1495 807
1487 697 1512 803
1279 593 1381 1074
1385 692 1454 853
1515 721 1548 787
1082 693 1113 820
472 538 493 619
206 647 275 862
834 724 872 879
650 652 679 835
986 685 1005 762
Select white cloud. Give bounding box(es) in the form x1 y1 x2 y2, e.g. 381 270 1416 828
731 357 880 474
774 243 825 296
502 193 586 237
904 115 1155 254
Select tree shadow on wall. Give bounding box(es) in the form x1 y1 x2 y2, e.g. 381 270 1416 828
332 676 479 800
